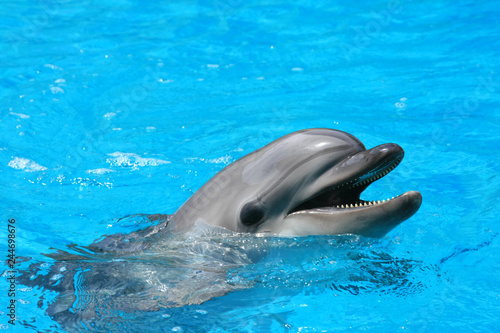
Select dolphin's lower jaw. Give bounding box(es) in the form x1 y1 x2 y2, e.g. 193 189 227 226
283 191 422 238
281 143 422 237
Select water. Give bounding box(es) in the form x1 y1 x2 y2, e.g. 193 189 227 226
1 0 499 332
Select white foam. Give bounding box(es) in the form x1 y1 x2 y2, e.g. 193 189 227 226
86 168 116 174
50 86 64 94
44 64 63 70
10 112 30 119
106 152 170 169
8 157 47 172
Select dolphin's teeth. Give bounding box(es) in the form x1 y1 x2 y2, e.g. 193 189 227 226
341 205 344 208
382 199 386 203
355 203 358 207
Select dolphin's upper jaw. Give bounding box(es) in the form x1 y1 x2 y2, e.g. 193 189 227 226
284 143 422 237
328 153 404 209
289 144 404 213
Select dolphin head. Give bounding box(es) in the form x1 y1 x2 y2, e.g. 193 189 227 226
173 129 422 238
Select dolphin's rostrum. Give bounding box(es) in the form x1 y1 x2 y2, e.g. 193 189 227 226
173 128 422 237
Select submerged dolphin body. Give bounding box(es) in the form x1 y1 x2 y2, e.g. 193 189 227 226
173 128 422 238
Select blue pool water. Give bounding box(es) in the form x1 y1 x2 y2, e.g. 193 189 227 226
1 0 500 331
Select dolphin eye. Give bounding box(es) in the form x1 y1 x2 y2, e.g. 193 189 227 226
240 202 265 226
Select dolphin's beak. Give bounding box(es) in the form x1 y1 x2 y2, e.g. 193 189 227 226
282 143 422 237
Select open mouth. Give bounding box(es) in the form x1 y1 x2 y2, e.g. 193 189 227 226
289 144 413 214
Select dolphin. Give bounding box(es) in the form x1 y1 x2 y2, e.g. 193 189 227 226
16 128 422 331
172 128 422 238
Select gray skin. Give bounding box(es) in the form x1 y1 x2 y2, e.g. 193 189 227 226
172 128 422 238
